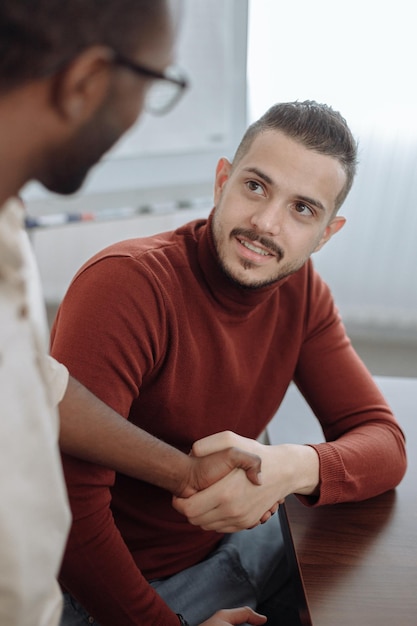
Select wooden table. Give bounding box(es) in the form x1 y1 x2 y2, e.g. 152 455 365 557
268 376 417 626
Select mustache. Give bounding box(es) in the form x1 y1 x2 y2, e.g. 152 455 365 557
230 228 284 261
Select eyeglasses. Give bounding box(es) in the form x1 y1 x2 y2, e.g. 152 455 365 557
113 53 188 116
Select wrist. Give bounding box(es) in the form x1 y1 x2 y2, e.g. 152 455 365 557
284 443 320 496
264 443 319 499
171 454 195 498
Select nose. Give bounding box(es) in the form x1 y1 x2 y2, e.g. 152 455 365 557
250 202 283 236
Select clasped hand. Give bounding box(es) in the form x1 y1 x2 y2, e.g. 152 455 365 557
173 432 287 532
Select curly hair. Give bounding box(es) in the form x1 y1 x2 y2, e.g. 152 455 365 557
0 0 168 90
233 100 358 211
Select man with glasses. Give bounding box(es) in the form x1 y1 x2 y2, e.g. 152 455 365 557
0 2 267 626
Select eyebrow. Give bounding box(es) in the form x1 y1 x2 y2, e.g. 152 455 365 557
242 166 327 213
242 167 274 186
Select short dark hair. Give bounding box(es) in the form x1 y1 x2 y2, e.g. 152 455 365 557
0 0 168 90
233 100 358 211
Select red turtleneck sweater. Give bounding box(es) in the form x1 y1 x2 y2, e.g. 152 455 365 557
51 215 406 626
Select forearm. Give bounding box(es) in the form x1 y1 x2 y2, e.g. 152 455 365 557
59 376 191 495
59 376 262 498
294 303 407 504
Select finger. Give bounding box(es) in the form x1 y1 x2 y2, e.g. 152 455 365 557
196 449 262 489
246 520 262 530
172 474 233 519
175 468 244 520
233 606 267 625
181 506 262 533
172 494 258 533
173 504 239 532
226 447 262 485
172 472 268 531
212 606 267 625
192 431 241 457
259 510 272 525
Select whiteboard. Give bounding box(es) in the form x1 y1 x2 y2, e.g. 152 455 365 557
22 0 248 205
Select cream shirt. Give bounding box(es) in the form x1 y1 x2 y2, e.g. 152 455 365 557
0 199 71 626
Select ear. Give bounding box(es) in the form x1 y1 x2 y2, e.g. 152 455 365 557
50 46 115 125
214 157 232 205
314 215 346 252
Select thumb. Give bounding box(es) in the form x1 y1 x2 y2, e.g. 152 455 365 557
225 447 263 486
192 431 244 457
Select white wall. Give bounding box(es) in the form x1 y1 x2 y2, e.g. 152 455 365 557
248 0 417 336
31 201 211 302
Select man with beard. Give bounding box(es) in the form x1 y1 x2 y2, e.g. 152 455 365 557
51 100 407 626
0 2 267 626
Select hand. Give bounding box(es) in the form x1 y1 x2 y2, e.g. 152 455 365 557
175 446 263 498
258 501 280 526
173 432 280 531
200 606 267 625
173 431 319 532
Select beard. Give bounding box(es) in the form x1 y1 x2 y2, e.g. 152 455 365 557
42 156 96 195
212 223 308 290
39 102 125 196
217 254 306 290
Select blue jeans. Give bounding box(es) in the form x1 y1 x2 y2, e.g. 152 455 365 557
60 515 300 626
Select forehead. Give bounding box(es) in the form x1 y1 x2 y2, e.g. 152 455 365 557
235 129 347 212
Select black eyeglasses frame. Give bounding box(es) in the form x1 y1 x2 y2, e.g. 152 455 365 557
114 53 187 89
113 53 188 114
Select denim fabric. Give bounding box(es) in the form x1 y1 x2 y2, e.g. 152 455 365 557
61 515 300 626
61 593 96 625
151 515 293 625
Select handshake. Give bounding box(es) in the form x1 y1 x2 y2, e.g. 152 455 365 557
172 431 282 533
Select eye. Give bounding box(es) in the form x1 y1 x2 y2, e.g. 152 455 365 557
295 202 314 217
246 180 265 195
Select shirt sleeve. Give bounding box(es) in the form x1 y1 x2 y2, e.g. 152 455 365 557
294 263 407 506
51 254 166 417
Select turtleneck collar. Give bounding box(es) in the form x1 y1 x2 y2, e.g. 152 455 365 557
196 209 285 317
